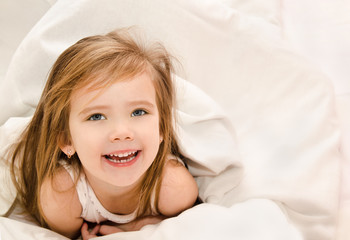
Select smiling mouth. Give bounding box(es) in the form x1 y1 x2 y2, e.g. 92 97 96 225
104 150 139 164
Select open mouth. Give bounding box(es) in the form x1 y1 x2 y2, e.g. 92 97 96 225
104 150 139 164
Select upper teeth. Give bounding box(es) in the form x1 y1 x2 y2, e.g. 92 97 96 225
108 151 137 158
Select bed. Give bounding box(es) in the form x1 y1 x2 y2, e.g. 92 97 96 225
0 0 348 239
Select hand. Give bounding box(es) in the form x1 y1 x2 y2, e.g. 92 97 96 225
81 222 100 240
81 222 124 240
80 216 164 239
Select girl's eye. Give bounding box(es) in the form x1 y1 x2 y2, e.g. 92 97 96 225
88 114 106 121
131 109 147 117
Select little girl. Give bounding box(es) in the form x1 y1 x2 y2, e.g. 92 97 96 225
7 29 198 239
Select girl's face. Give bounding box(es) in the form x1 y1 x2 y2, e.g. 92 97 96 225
66 72 162 188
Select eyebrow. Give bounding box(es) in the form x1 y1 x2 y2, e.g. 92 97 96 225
78 105 111 116
78 100 156 116
127 100 156 109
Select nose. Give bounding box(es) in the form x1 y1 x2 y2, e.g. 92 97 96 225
109 120 134 142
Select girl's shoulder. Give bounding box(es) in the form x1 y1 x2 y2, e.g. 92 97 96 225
41 165 77 193
40 166 83 238
158 158 198 217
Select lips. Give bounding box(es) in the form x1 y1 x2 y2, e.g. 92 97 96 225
104 150 139 164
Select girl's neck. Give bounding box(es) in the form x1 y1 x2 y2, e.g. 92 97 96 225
83 169 141 215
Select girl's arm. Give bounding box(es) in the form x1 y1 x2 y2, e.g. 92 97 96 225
158 159 199 216
40 167 83 239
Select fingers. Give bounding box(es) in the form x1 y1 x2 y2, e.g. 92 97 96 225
90 224 101 235
81 222 101 240
81 222 90 240
81 222 125 239
99 225 124 235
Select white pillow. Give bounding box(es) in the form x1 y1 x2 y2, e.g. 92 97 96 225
0 0 55 84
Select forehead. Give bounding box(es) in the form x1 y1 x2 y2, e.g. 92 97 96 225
70 71 157 109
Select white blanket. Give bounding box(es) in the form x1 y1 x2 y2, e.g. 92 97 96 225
0 200 301 240
0 0 342 239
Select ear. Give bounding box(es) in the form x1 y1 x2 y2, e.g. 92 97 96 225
60 145 76 159
58 133 76 158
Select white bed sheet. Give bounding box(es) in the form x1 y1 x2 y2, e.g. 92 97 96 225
0 0 344 239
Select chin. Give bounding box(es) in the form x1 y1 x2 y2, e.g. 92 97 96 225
107 174 144 188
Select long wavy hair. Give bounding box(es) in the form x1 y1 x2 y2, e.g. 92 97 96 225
8 28 182 227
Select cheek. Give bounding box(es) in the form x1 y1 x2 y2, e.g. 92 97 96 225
138 117 161 149
70 124 102 157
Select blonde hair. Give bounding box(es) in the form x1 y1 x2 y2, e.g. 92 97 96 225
9 28 182 226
